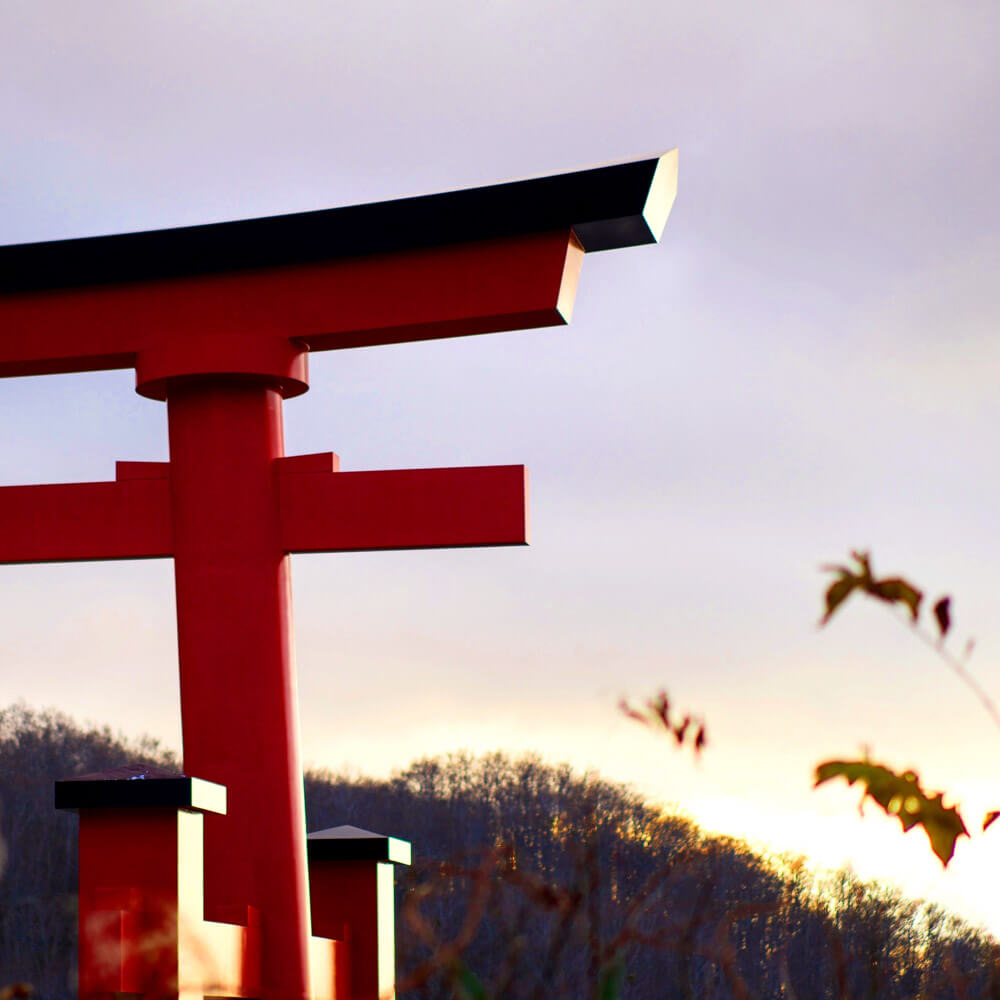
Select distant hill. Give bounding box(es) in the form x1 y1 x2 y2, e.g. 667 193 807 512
0 704 996 999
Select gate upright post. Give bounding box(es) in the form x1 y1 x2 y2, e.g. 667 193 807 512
165 380 310 1000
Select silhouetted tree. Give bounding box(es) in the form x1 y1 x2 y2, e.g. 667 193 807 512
1 706 997 999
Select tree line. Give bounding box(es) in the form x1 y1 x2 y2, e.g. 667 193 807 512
0 703 997 999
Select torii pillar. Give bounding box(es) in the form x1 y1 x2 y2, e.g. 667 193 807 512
0 152 676 999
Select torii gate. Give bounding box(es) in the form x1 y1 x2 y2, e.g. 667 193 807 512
0 151 677 999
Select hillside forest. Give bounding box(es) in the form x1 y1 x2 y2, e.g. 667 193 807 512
0 704 998 999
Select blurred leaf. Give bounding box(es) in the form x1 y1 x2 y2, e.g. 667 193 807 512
673 715 690 745
452 963 487 1000
651 691 670 728
821 551 922 624
814 759 968 866
821 574 861 625
598 959 625 1000
0 986 33 1000
983 810 1000 832
620 691 707 757
933 597 952 639
617 699 648 725
869 577 922 621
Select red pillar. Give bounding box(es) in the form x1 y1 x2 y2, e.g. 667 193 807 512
308 826 412 1000
77 808 186 998
166 382 309 1000
55 765 261 1000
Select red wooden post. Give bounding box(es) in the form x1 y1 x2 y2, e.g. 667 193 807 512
164 384 310 999
307 827 412 1000
56 765 263 1000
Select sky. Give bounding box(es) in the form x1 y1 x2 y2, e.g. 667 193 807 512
3 0 1000 933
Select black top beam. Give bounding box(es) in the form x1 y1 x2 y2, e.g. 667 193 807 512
308 825 412 865
0 152 676 294
55 764 227 814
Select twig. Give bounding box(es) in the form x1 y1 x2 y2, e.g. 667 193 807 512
888 605 1000 735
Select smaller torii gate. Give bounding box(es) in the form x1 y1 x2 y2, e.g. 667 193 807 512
0 151 676 999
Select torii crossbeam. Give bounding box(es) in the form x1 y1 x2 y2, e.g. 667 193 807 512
0 152 676 999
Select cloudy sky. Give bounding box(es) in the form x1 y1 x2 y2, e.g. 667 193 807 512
3 0 1000 930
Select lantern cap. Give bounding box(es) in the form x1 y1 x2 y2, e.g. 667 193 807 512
307 825 412 866
55 763 227 815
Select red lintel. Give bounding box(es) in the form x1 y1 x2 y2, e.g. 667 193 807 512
0 459 527 563
0 478 172 564
279 465 528 553
0 233 580 381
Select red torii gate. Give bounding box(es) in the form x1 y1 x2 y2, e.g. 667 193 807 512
0 151 676 999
